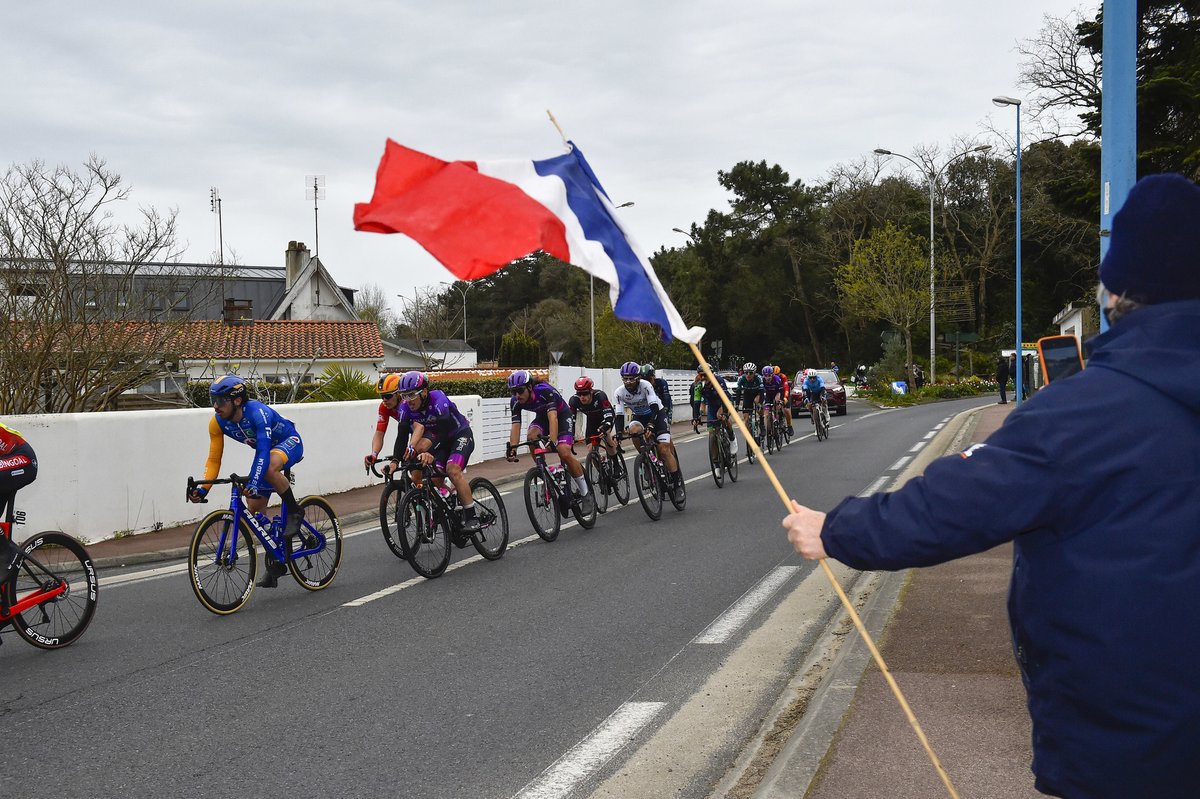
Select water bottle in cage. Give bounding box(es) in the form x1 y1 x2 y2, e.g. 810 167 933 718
436 485 457 508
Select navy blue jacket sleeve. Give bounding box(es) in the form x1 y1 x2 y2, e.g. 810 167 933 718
823 409 1062 570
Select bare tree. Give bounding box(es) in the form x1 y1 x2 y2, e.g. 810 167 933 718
395 284 460 368
1016 11 1099 137
0 156 214 413
355 281 397 339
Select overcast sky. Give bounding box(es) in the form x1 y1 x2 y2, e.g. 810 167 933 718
4 1 1092 314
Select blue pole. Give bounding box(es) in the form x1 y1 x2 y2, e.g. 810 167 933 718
1014 106 1023 407
1099 0 1138 333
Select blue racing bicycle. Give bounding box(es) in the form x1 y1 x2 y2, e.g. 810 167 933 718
185 473 343 615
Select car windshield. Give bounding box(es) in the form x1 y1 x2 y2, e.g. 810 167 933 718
794 370 841 387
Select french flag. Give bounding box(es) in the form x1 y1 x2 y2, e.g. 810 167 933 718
353 140 704 343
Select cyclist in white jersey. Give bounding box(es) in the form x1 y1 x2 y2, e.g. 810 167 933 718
613 361 682 488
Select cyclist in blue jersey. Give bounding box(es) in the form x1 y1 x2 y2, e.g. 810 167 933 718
641 363 673 424
389 371 481 533
800 368 828 423
734 361 765 436
188 375 305 588
700 365 738 458
505 370 590 504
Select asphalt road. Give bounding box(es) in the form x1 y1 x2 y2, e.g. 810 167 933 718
0 396 993 799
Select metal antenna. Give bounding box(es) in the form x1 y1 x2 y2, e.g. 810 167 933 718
210 187 225 303
306 175 326 257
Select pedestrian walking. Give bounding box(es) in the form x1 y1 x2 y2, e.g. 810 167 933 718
782 173 1200 799
913 364 925 391
1021 354 1033 399
996 353 1010 404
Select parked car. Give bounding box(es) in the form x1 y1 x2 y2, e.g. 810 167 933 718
791 369 847 416
718 370 739 398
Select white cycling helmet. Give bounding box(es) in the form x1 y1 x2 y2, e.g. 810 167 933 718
743 361 757 374
804 368 817 379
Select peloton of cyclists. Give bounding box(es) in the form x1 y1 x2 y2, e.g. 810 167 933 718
505 370 592 510
568 376 622 476
613 361 683 492
188 375 307 588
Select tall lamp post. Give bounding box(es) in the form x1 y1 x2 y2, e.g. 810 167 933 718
439 281 474 344
992 96 1023 407
873 144 991 385
590 201 634 362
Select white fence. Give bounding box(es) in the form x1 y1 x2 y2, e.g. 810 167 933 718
3 365 689 542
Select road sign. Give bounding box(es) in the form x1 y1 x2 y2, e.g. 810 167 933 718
940 331 979 344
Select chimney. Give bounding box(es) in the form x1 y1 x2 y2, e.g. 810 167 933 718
285 241 310 289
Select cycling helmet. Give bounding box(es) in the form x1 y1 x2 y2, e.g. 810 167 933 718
640 362 656 377
805 368 817 379
619 361 642 379
743 362 757 374
209 375 247 401
377 373 402 395
696 364 706 373
398 371 428 393
760 364 774 376
507 370 534 390
574 376 595 393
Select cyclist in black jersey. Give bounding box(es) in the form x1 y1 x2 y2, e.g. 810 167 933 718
568 376 621 473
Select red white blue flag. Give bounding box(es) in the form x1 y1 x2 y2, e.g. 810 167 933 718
354 140 704 344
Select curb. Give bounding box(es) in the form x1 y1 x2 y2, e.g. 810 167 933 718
740 403 988 799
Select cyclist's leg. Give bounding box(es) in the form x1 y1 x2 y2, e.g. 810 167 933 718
443 435 480 530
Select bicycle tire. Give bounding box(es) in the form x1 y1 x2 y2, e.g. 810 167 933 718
468 477 508 560
634 452 663 521
585 452 610 515
379 480 406 560
397 488 451 578
189 510 257 615
611 449 630 505
667 445 686 511
7 532 98 648
523 467 561 542
571 468 598 529
727 437 740 482
708 431 724 489
287 496 342 590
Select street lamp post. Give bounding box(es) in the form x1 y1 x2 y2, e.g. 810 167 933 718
873 144 991 386
439 281 473 344
992 96 1023 407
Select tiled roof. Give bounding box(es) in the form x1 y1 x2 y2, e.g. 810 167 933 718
170 320 384 360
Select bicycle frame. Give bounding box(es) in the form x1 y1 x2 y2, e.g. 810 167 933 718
1 523 72 619
191 475 324 568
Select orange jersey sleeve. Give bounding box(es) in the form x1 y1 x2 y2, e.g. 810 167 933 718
203 415 226 483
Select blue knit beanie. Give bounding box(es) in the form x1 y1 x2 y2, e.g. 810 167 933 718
1099 173 1200 304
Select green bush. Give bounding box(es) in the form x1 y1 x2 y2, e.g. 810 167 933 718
185 379 324 407
428 377 512 399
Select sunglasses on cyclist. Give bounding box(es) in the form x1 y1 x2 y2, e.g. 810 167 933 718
400 390 422 401
576 390 593 397
380 392 397 400
511 385 530 396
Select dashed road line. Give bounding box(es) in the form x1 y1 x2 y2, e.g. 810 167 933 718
695 566 800 644
888 455 911 472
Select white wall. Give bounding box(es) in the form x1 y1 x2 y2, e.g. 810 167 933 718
4 395 479 542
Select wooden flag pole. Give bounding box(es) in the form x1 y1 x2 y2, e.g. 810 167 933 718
689 343 960 799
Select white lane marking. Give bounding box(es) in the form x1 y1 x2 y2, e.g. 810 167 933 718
941 416 952 423
908 441 927 453
888 455 911 472
103 562 188 586
933 423 945 431
513 701 666 799
695 566 800 644
922 430 937 440
858 476 890 497
855 408 897 421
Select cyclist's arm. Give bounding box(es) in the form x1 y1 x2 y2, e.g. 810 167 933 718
202 415 225 485
546 408 559 443
245 404 274 495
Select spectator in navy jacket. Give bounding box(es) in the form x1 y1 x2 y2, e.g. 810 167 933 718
783 173 1200 799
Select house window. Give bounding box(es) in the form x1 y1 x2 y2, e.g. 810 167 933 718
170 290 190 311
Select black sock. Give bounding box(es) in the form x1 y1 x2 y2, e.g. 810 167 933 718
280 488 301 514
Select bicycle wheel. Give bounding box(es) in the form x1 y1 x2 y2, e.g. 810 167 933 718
726 435 740 482
397 488 451 578
189 510 257 615
585 451 610 514
571 469 598 529
7 532 98 648
708 431 724 488
379 480 406 560
782 416 792 445
287 496 342 590
611 449 630 505
667 445 686 511
523 467 561 542
634 452 663 521
765 419 775 453
468 477 508 560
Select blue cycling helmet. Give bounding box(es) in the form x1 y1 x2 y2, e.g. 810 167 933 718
398 371 428 393
760 364 774 376
209 375 247 401
620 361 642 379
507 370 533 390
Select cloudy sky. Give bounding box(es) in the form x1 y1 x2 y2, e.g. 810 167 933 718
4 1 1092 313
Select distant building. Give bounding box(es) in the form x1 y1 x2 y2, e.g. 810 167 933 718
384 337 478 370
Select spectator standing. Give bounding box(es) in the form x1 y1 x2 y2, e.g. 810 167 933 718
782 173 1200 798
996 353 1010 404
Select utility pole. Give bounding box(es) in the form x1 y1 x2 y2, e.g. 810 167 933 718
306 175 325 257
210 187 224 303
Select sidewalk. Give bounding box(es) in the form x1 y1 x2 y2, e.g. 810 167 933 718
81 418 704 569
761 402 1039 798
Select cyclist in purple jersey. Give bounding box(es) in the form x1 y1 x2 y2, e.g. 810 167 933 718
505 370 589 501
761 365 785 435
391 371 480 533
